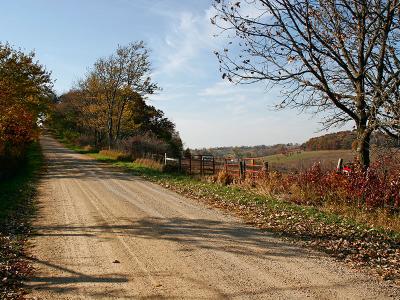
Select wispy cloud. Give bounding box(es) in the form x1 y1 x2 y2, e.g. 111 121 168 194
153 6 220 77
198 81 235 98
197 80 271 116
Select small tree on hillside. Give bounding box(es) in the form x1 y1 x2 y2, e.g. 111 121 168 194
212 0 400 167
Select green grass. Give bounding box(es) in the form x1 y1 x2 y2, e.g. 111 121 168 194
50 129 96 154
89 153 164 176
0 142 43 227
263 150 354 163
59 138 96 154
263 150 355 172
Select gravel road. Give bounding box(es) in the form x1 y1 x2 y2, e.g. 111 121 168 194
26 135 399 299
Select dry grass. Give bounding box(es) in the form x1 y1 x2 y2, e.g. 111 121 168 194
225 170 400 234
135 158 164 172
247 184 400 233
215 171 235 185
82 145 96 152
99 149 130 161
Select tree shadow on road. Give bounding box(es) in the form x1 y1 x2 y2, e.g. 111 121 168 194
33 216 322 261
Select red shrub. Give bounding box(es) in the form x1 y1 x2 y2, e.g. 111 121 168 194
253 158 400 212
0 105 37 157
0 105 38 178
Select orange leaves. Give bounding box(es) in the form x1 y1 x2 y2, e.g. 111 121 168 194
0 105 37 157
0 43 52 165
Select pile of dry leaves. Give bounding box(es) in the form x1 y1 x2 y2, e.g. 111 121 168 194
0 233 32 299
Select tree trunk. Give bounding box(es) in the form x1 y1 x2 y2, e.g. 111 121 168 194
107 111 113 150
115 100 127 144
354 77 370 168
356 128 371 168
94 129 98 148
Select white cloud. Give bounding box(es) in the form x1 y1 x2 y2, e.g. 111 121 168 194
153 6 221 77
197 80 272 116
199 81 235 97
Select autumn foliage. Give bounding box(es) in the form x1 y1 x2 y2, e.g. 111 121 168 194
0 105 37 155
51 42 183 158
303 131 396 151
0 44 52 177
251 156 400 213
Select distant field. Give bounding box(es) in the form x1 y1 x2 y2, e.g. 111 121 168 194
262 150 355 172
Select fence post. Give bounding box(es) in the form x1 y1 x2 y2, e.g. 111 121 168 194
164 153 167 166
212 156 215 175
189 156 192 175
264 162 269 175
336 158 343 173
200 155 204 176
179 157 182 172
239 161 244 180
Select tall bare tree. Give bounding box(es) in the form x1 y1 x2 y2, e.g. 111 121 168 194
212 0 400 167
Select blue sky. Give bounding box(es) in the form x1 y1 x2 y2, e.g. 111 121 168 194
0 0 347 148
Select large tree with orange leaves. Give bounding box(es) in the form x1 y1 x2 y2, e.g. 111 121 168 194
0 43 53 174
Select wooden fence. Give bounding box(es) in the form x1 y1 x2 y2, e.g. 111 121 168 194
243 158 267 179
165 154 267 179
179 155 216 175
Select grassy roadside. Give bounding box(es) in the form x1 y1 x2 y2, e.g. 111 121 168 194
62 143 400 284
0 142 43 299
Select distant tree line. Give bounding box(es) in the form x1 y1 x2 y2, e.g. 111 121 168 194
0 43 52 178
303 130 397 151
303 131 356 151
51 42 183 158
190 130 399 159
191 143 300 158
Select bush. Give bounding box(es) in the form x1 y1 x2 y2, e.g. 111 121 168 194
0 105 38 178
163 163 180 173
215 171 234 186
119 133 169 159
82 145 96 152
252 171 294 197
75 135 95 147
247 158 400 213
62 129 80 144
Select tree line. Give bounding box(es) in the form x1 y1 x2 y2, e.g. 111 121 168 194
303 130 396 151
0 41 183 179
51 41 183 158
191 143 300 158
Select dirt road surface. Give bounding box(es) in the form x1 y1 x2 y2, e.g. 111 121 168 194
26 135 399 299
